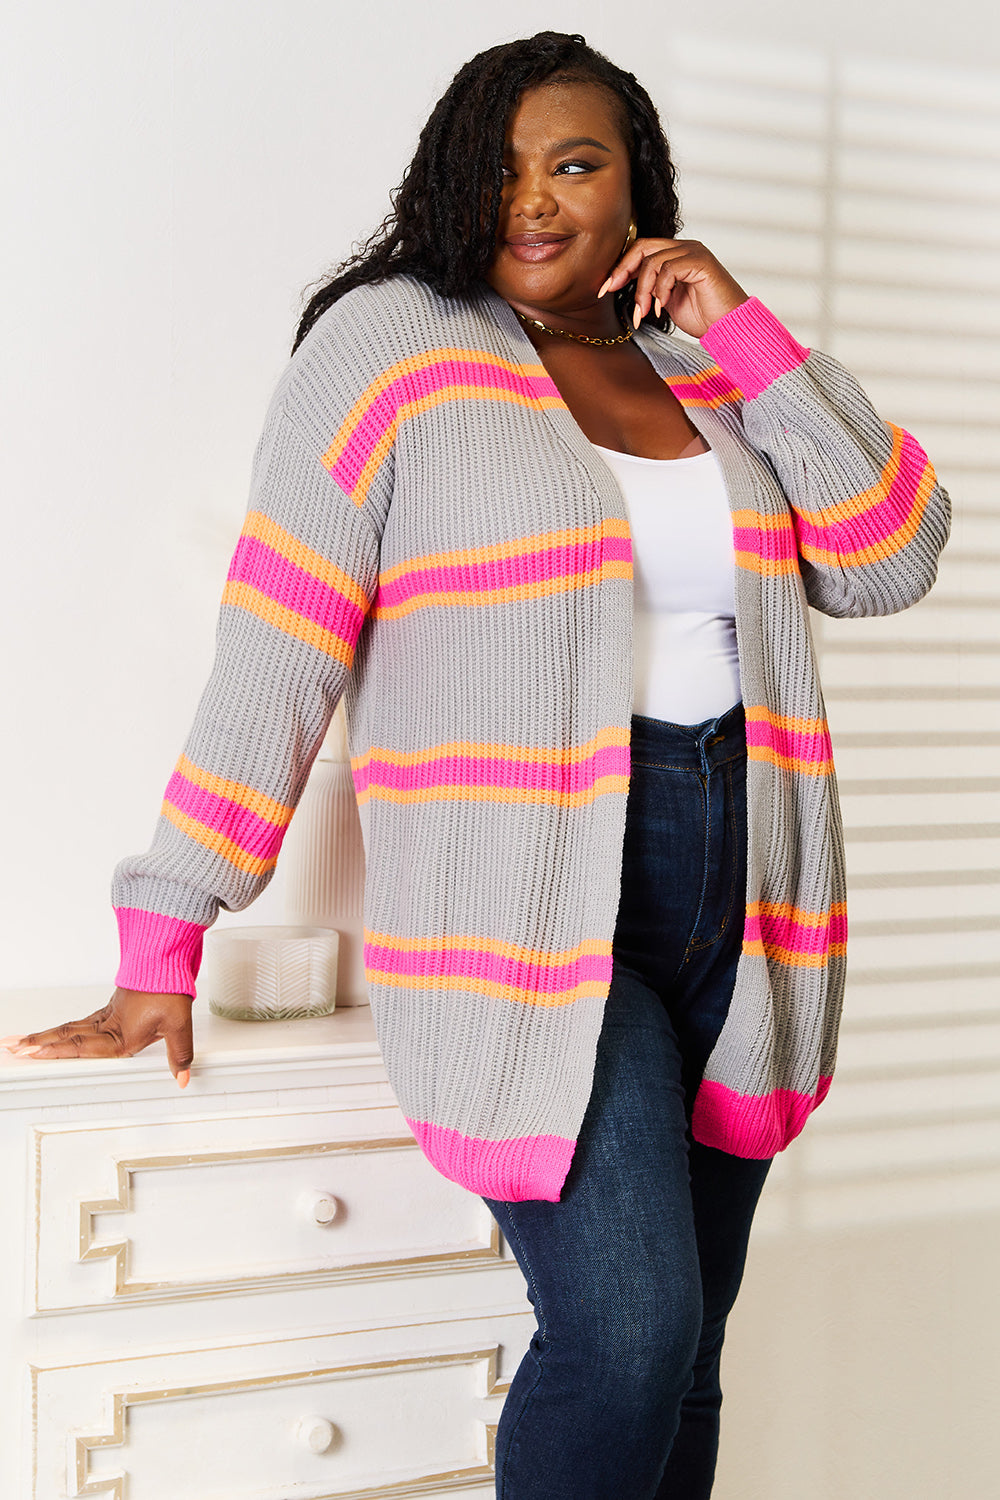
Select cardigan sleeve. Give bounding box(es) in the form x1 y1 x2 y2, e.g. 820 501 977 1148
111 289 395 996
700 298 951 618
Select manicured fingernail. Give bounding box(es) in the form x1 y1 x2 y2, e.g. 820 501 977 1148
654 297 662 318
597 276 612 298
632 304 642 329
0 1037 25 1049
177 1070 190 1089
14 1045 43 1056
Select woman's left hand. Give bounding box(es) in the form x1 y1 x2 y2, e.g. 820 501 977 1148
598 238 749 338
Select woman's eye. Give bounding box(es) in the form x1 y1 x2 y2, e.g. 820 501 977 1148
500 159 597 181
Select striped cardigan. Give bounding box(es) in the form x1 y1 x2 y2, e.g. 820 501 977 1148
112 277 950 1202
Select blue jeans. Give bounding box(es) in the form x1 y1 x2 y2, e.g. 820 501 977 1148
483 704 772 1499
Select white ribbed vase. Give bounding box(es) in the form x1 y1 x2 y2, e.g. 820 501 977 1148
282 704 369 1006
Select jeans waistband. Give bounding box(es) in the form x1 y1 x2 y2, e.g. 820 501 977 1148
629 701 745 774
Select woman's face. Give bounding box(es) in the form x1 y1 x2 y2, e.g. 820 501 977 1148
485 79 633 319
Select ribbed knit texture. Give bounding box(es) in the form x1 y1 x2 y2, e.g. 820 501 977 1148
113 282 950 1201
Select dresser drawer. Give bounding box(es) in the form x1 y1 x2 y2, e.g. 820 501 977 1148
31 1313 533 1500
31 1106 502 1312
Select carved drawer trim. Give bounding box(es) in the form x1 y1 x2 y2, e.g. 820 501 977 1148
74 1138 500 1303
32 1116 505 1312
29 1339 518 1499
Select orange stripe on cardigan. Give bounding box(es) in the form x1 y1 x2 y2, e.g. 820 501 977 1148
372 520 632 619
743 900 848 966
354 777 630 808
364 929 612 965
161 756 293 870
364 929 613 1007
352 728 629 769
744 707 834 776
794 425 939 566
221 582 358 667
239 511 371 613
320 350 565 508
352 731 631 805
223 510 373 663
173 754 294 827
664 364 744 409
731 508 801 576
160 802 278 878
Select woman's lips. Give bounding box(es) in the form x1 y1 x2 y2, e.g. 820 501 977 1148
505 236 571 263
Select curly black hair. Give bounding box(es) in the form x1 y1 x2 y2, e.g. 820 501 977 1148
291 31 682 353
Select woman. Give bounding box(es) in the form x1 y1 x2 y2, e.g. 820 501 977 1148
3 32 949 1500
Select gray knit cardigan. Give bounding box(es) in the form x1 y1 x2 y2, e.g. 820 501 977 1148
113 276 950 1201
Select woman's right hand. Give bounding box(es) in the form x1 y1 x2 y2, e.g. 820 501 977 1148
0 989 195 1086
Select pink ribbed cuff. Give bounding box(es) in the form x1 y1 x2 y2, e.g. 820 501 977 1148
114 907 207 997
691 1074 833 1157
700 296 810 399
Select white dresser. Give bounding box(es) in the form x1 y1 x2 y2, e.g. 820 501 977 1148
0 988 534 1500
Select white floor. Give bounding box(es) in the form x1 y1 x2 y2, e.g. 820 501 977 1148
717 1210 999 1498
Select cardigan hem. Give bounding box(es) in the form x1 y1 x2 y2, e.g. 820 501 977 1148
406 1116 577 1203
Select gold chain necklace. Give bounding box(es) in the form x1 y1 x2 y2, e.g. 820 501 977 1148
514 308 634 346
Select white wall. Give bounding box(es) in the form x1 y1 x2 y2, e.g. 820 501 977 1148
2 4 998 1497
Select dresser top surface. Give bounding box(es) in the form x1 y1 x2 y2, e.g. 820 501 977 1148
0 987 381 1103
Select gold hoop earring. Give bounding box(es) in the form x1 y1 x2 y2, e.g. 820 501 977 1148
621 218 637 255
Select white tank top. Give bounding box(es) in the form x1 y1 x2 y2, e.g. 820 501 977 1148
592 444 741 725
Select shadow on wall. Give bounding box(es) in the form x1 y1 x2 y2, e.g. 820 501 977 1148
661 31 1000 1230
657 34 1000 1500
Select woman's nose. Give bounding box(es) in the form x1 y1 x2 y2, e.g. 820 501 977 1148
507 172 559 221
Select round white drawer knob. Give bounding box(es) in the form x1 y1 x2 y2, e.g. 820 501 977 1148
298 1188 339 1224
296 1415 337 1454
